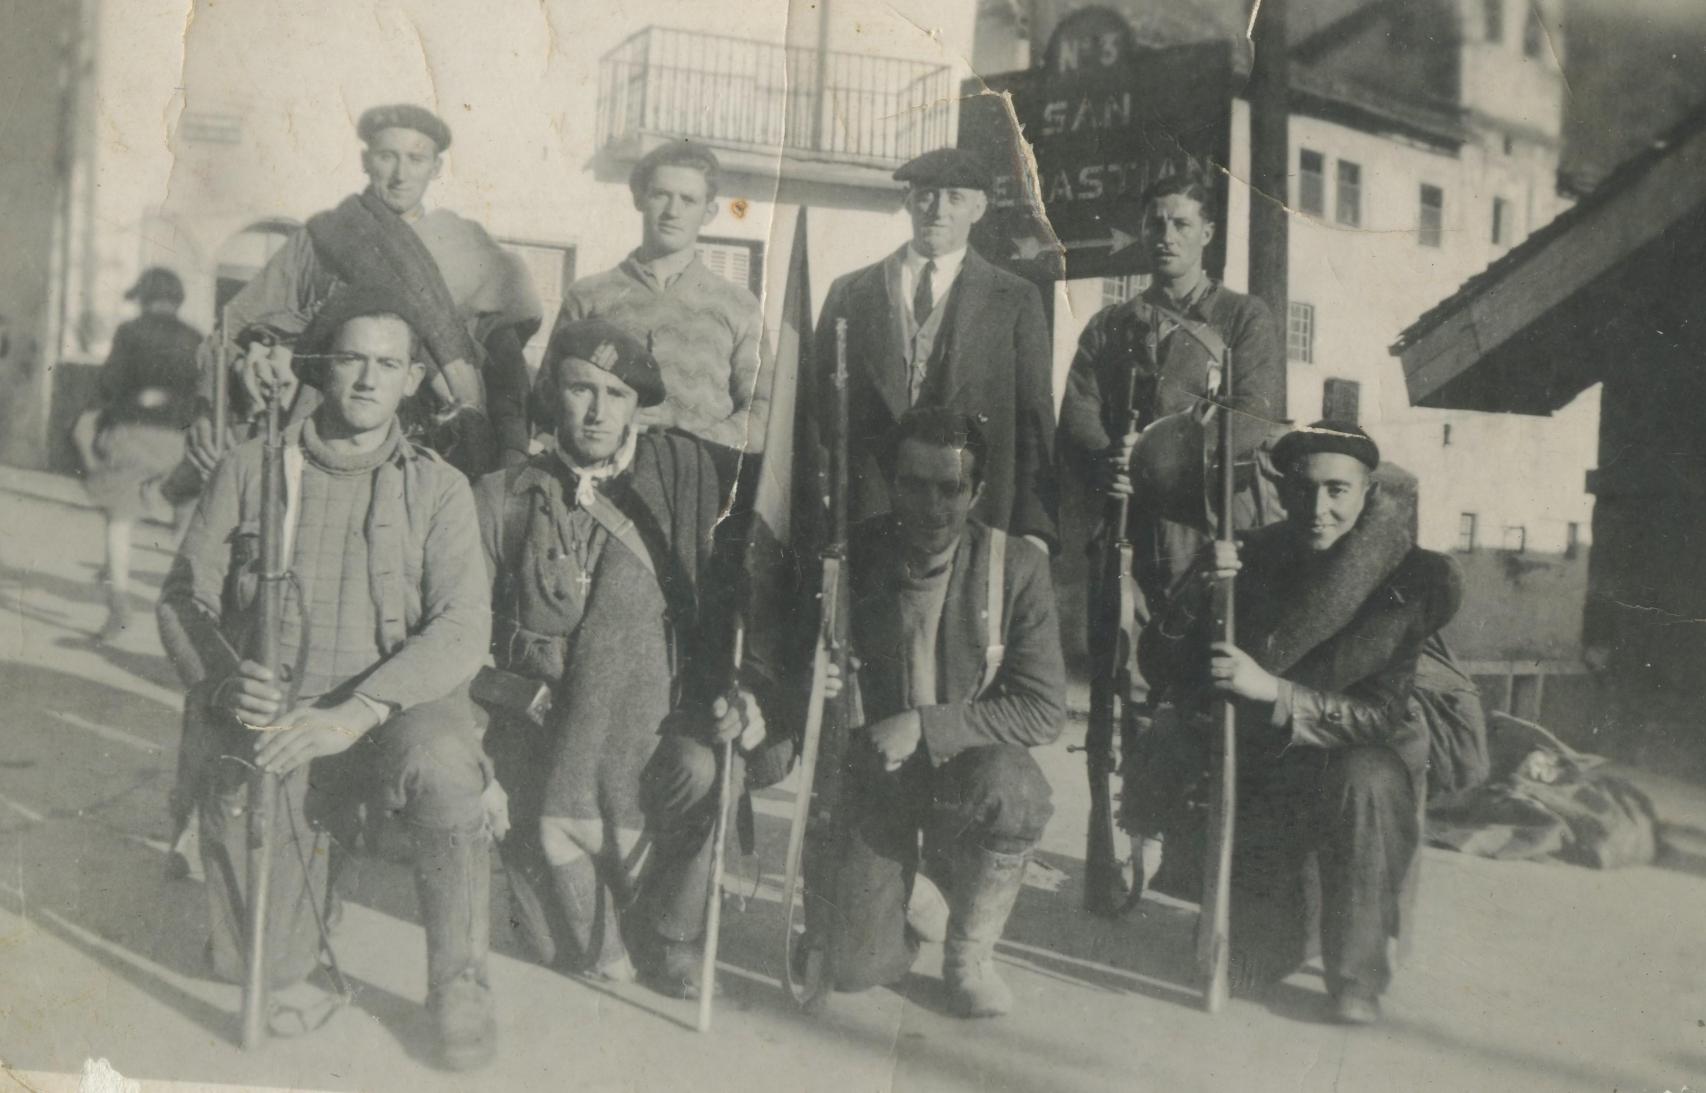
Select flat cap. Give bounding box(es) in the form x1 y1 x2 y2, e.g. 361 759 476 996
894 147 992 192
547 318 666 408
357 103 452 151
1272 420 1382 472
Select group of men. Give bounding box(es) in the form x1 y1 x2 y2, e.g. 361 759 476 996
152 102 1460 1072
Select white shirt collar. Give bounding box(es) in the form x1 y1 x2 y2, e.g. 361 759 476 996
903 244 967 286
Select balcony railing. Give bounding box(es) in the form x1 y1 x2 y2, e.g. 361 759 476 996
598 27 953 169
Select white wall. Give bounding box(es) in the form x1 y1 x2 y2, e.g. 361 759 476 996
66 0 983 365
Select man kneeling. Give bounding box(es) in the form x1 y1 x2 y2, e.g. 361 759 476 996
1137 421 1462 1025
158 287 498 1069
816 408 1065 1017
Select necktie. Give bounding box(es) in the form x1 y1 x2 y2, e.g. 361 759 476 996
913 259 936 323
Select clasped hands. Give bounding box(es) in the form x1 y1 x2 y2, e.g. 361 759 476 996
211 660 379 775
823 660 920 773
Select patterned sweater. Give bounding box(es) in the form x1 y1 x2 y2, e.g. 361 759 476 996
552 253 771 454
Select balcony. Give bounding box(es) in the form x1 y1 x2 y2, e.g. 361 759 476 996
597 27 953 188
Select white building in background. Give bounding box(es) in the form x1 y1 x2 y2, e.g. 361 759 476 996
19 0 985 448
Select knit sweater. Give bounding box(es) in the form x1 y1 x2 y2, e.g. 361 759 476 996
280 420 399 701
552 253 770 453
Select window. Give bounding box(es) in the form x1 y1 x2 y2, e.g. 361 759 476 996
1502 526 1527 553
1298 149 1326 216
1502 133 1516 155
1442 422 1453 446
1322 378 1361 423
499 240 577 370
1566 522 1581 558
1482 0 1504 42
1492 196 1511 246
1419 184 1444 247
1458 513 1478 552
695 237 765 296
1523 6 1545 58
1101 274 1147 308
1287 301 1315 363
1335 160 1362 227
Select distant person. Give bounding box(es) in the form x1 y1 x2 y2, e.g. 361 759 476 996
815 147 1058 552
74 267 203 642
187 103 542 478
158 287 501 1070
810 408 1065 1017
550 142 771 499
1135 422 1461 1025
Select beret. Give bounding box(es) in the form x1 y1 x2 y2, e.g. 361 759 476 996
357 104 452 152
291 284 425 387
124 267 183 304
1272 419 1382 472
893 147 993 192
546 318 666 408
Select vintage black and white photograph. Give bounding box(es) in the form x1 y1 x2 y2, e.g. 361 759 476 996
0 0 1703 1089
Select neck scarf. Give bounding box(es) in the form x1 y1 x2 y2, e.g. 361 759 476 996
554 428 638 507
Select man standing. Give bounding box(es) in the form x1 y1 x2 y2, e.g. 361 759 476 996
157 287 500 1069
75 267 203 642
549 143 770 497
816 148 1058 551
474 319 766 999
1136 422 1461 1024
189 103 542 477
1059 167 1286 622
814 408 1064 1017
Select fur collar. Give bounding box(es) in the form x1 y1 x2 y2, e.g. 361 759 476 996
1240 485 1416 675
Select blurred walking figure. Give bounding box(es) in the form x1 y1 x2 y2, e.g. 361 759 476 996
74 267 203 642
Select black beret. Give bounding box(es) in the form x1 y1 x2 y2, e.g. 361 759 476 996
292 284 425 387
546 318 666 408
124 266 184 305
893 147 993 192
357 104 452 152
1272 420 1382 472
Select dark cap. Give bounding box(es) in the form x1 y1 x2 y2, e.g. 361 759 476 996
1272 420 1381 472
545 318 666 408
357 104 452 152
293 284 424 387
124 267 184 305
893 147 993 193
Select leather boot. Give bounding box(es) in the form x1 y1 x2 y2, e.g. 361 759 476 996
549 855 633 982
413 824 496 1072
943 845 1029 1018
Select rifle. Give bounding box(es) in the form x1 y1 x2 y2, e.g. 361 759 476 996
239 330 291 1049
697 625 743 1032
1077 313 1157 917
779 318 855 1014
1198 346 1237 1014
212 306 230 452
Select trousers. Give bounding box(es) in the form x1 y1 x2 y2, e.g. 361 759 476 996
635 733 744 942
824 742 1054 992
1232 744 1418 999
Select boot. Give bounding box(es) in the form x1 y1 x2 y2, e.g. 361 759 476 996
413 824 497 1072
549 855 634 982
942 845 1029 1018
639 934 719 1001
97 586 132 644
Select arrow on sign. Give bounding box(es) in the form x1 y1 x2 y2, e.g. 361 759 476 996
1063 226 1142 254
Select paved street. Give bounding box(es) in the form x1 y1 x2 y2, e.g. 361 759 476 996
0 465 1702 1092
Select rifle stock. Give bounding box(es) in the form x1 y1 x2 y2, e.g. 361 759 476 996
1081 317 1152 916
240 339 291 1049
1199 347 1237 1014
780 318 852 1013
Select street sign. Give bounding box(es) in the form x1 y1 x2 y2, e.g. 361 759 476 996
960 7 1235 282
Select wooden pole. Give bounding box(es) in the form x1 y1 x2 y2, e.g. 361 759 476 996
1247 0 1289 422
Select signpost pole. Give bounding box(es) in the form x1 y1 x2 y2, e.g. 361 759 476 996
1248 0 1290 421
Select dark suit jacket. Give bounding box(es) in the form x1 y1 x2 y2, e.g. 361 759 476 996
849 518 1066 764
816 247 1058 548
